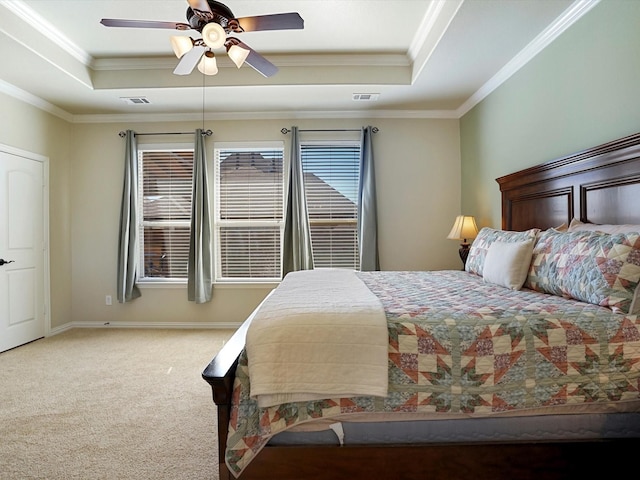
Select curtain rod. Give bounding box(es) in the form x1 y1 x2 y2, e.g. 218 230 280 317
280 127 378 134
118 130 212 137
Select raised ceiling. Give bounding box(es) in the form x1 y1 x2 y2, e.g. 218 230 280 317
0 0 595 122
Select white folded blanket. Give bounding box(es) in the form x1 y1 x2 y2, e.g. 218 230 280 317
246 268 389 408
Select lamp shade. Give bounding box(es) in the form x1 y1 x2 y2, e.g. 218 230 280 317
170 36 194 58
447 215 478 243
198 51 218 75
227 44 250 68
202 22 226 49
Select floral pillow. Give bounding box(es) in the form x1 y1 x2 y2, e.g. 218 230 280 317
465 227 540 276
524 229 640 314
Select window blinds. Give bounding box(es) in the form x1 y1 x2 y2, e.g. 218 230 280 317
139 150 194 279
301 143 360 270
215 146 284 280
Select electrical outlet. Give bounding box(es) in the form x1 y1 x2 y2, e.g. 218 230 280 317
105 295 112 306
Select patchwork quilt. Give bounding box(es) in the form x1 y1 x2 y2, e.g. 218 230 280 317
226 270 640 477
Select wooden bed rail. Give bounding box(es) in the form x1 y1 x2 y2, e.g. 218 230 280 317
227 441 639 480
202 319 250 480
202 296 269 480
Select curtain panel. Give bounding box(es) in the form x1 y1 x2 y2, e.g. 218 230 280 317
282 126 314 276
188 129 213 303
117 130 142 303
357 126 380 271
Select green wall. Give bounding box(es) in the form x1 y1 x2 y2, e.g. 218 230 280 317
460 0 640 229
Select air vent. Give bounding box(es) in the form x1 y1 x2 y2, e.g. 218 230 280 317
352 93 379 101
120 96 151 105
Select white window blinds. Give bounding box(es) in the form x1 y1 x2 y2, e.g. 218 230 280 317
300 142 360 270
138 149 193 280
214 144 284 281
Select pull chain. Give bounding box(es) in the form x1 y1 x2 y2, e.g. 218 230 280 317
202 70 206 131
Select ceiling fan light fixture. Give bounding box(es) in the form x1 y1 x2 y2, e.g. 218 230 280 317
198 50 219 75
201 22 226 49
170 36 194 58
227 44 250 68
101 4 304 78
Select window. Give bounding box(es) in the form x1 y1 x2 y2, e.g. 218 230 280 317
214 143 284 282
138 147 193 281
136 140 356 284
300 141 361 270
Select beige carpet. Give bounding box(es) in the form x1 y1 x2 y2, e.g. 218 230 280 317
0 328 234 480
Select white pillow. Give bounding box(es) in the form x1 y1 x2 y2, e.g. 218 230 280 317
568 218 640 234
483 240 535 290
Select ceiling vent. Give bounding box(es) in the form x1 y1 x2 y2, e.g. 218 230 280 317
120 96 151 105
352 93 379 101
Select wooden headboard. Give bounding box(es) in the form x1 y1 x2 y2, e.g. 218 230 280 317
497 132 640 231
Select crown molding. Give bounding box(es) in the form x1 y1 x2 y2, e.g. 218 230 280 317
0 79 73 122
72 109 459 124
409 0 464 84
92 53 410 71
1 0 92 65
456 0 600 117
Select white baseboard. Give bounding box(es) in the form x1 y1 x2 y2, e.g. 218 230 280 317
48 321 242 336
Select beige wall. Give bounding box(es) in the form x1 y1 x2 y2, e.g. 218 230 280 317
459 1 640 230
0 92 461 330
67 117 460 328
0 92 73 331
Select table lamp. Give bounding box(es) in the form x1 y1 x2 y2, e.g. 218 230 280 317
447 215 478 268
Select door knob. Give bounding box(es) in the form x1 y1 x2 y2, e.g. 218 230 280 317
0 259 15 266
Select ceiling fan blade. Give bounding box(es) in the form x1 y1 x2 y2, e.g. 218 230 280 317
100 19 191 30
186 0 213 14
234 40 278 78
233 13 304 32
186 0 218 25
173 45 206 75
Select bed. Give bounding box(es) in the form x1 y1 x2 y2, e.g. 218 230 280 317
202 132 640 480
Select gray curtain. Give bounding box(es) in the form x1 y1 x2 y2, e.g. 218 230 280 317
117 130 142 303
282 126 314 276
357 126 380 271
188 129 213 303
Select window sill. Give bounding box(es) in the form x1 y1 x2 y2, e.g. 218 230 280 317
137 281 278 290
137 281 186 289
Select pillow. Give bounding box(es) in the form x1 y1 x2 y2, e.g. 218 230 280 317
568 218 640 235
568 222 640 314
465 227 540 276
525 229 640 314
483 239 535 290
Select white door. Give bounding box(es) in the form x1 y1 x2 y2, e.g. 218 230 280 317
0 148 45 353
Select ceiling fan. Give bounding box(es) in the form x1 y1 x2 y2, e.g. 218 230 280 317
100 0 304 77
